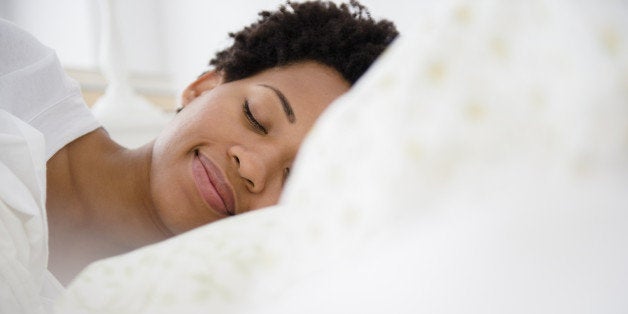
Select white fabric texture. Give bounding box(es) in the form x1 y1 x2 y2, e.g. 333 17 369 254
0 18 98 313
57 0 628 313
0 110 64 314
0 18 100 161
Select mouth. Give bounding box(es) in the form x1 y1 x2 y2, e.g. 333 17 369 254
191 150 236 217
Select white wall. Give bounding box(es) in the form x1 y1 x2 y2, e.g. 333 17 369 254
0 0 98 69
0 0 436 94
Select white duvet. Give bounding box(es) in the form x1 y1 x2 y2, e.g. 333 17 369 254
0 110 63 314
11 0 628 313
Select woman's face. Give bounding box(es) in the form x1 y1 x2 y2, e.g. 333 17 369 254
150 62 350 234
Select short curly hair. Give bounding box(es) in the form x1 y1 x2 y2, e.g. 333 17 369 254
209 0 398 84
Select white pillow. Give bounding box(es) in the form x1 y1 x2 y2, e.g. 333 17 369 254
56 0 628 313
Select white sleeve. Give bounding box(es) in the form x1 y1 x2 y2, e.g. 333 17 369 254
0 18 100 160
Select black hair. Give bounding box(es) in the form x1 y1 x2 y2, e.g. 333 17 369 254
209 0 398 84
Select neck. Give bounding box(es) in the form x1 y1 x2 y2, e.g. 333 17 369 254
46 128 171 285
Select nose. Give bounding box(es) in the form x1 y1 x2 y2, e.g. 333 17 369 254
228 144 278 194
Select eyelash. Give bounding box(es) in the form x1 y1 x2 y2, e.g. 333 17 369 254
243 99 268 135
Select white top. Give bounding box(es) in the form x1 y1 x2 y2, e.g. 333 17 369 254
0 18 100 160
0 18 100 313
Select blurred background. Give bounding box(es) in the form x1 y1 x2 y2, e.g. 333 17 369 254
0 0 435 146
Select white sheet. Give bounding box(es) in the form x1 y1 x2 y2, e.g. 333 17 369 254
0 110 64 314
56 0 628 313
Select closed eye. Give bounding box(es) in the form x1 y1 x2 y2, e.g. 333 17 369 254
243 99 268 135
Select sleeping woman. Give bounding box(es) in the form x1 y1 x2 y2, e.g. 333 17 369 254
0 0 398 291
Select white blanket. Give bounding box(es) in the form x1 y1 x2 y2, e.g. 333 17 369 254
57 0 628 313
0 110 63 314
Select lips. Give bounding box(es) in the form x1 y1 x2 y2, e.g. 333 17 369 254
191 150 236 217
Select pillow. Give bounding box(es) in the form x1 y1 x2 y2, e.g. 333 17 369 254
56 0 628 313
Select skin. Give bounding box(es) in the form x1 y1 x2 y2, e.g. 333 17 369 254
46 61 350 285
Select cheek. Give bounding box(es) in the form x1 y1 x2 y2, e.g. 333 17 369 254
149 114 237 234
150 125 206 235
152 113 194 159
185 101 243 137
149 147 188 234
153 101 230 157
149 156 218 235
245 190 282 213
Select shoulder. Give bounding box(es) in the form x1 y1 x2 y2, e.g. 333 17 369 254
0 18 52 77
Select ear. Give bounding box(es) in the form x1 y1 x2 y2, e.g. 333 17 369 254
180 70 223 107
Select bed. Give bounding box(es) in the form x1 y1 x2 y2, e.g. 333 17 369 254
18 0 628 312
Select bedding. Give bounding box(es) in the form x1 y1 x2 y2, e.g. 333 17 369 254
0 110 64 314
0 19 97 314
56 0 628 313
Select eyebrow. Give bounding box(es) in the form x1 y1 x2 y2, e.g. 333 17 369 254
258 84 296 123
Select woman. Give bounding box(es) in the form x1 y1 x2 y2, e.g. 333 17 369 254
0 0 398 287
